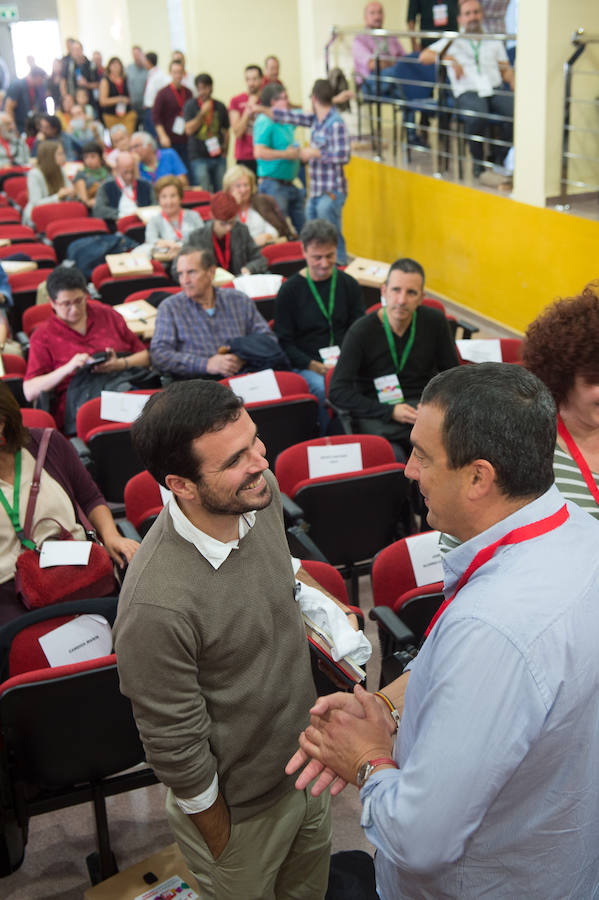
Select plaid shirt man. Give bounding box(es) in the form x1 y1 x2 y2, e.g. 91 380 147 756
272 107 350 197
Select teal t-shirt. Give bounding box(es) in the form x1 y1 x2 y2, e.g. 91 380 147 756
253 114 299 181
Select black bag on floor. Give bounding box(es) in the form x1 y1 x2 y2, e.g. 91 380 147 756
326 850 379 899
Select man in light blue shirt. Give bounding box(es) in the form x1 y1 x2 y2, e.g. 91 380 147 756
290 362 599 899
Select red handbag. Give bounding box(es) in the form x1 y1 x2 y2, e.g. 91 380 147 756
13 429 116 609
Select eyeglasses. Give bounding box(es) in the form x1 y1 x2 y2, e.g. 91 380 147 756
53 295 87 310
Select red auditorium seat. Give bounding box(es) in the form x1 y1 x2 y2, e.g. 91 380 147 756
260 240 304 277
7 271 49 334
91 259 171 306
30 201 88 234
0 243 56 267
0 225 37 242
45 217 110 261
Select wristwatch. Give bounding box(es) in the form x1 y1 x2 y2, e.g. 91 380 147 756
356 756 398 787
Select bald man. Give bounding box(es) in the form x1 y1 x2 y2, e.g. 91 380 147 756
353 2 405 96
93 150 155 223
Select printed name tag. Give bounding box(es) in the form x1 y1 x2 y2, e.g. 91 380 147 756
319 345 341 366
205 136 221 157
433 3 449 26
39 540 92 568
116 102 127 116
172 115 185 135
374 374 404 405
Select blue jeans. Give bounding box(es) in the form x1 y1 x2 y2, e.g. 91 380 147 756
258 177 305 236
306 192 347 264
191 156 226 192
362 64 400 98
297 367 328 435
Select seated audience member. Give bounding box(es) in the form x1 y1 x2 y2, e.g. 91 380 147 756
523 285 599 519
228 64 264 173
188 191 267 276
56 92 75 132
23 266 150 433
0 111 29 166
75 85 97 119
98 56 137 135
274 219 365 432
269 78 351 264
0 383 139 623
130 130 188 186
145 175 204 260
93 150 155 224
105 123 130 168
253 83 305 236
420 0 514 175
223 164 293 246
32 113 79 161
183 73 229 191
150 245 272 379
73 141 109 209
152 59 192 171
3 66 47 135
68 100 104 146
329 257 458 459
23 139 76 227
353 2 405 95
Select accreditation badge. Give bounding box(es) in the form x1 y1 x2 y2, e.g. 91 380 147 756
374 374 404 405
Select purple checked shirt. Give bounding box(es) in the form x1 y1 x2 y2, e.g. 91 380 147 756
272 107 350 197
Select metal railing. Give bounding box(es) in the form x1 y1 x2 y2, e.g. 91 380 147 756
326 26 516 181
559 28 599 207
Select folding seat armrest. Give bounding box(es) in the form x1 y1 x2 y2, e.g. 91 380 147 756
369 606 417 649
324 398 354 435
456 319 479 339
280 492 304 524
70 436 93 470
16 331 29 355
116 518 142 542
287 524 329 563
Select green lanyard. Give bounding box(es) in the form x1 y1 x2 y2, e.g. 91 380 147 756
381 308 417 376
0 450 37 550
468 40 481 73
305 267 337 346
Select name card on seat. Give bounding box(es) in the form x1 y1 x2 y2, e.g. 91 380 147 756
38 613 112 667
308 442 363 479
105 253 154 277
405 530 443 586
456 339 501 364
345 256 390 289
233 273 283 298
100 390 150 424
228 368 282 404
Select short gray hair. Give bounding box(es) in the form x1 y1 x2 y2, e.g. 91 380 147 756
132 131 157 151
109 124 128 137
300 218 338 248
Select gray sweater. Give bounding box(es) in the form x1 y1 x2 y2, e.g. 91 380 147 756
114 470 315 823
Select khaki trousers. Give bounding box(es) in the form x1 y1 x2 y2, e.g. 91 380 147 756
166 785 331 900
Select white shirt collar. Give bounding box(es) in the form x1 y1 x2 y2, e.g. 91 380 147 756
168 494 256 569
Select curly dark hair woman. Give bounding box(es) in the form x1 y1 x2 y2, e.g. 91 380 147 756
523 283 599 519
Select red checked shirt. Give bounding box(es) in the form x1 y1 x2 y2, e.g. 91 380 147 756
25 300 145 428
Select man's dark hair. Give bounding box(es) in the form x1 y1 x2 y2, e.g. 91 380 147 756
81 141 103 158
300 218 338 248
421 362 556 499
131 381 244 485
176 244 217 271
312 79 334 105
46 265 87 300
245 64 263 77
30 66 47 80
387 257 425 287
145 52 158 67
260 82 285 107
195 73 213 89
40 114 61 135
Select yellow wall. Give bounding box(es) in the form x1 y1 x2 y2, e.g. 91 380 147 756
344 156 599 333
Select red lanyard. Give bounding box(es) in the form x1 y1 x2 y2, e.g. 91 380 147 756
425 503 570 637
238 208 248 224
112 77 124 95
199 98 213 127
162 209 183 240
116 176 137 203
212 231 231 270
0 135 12 163
170 84 186 111
557 414 599 505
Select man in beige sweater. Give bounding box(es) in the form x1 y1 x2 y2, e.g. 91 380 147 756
115 380 355 899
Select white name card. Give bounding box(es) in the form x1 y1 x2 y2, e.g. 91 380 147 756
100 390 150 424
134 875 199 900
39 540 92 568
38 614 112 667
405 531 443 587
456 339 502 364
233 273 283 298
229 369 282 404
307 442 363 479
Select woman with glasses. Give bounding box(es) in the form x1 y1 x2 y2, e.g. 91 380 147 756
23 267 150 433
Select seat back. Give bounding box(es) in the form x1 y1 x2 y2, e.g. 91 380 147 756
182 188 211 207
124 469 164 534
0 225 36 242
3 176 27 204
0 242 57 266
1 353 25 375
221 370 309 397
31 201 88 233
275 433 396 496
124 285 181 304
500 338 523 363
260 240 304 277
21 301 52 335
7 272 50 334
20 408 57 429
